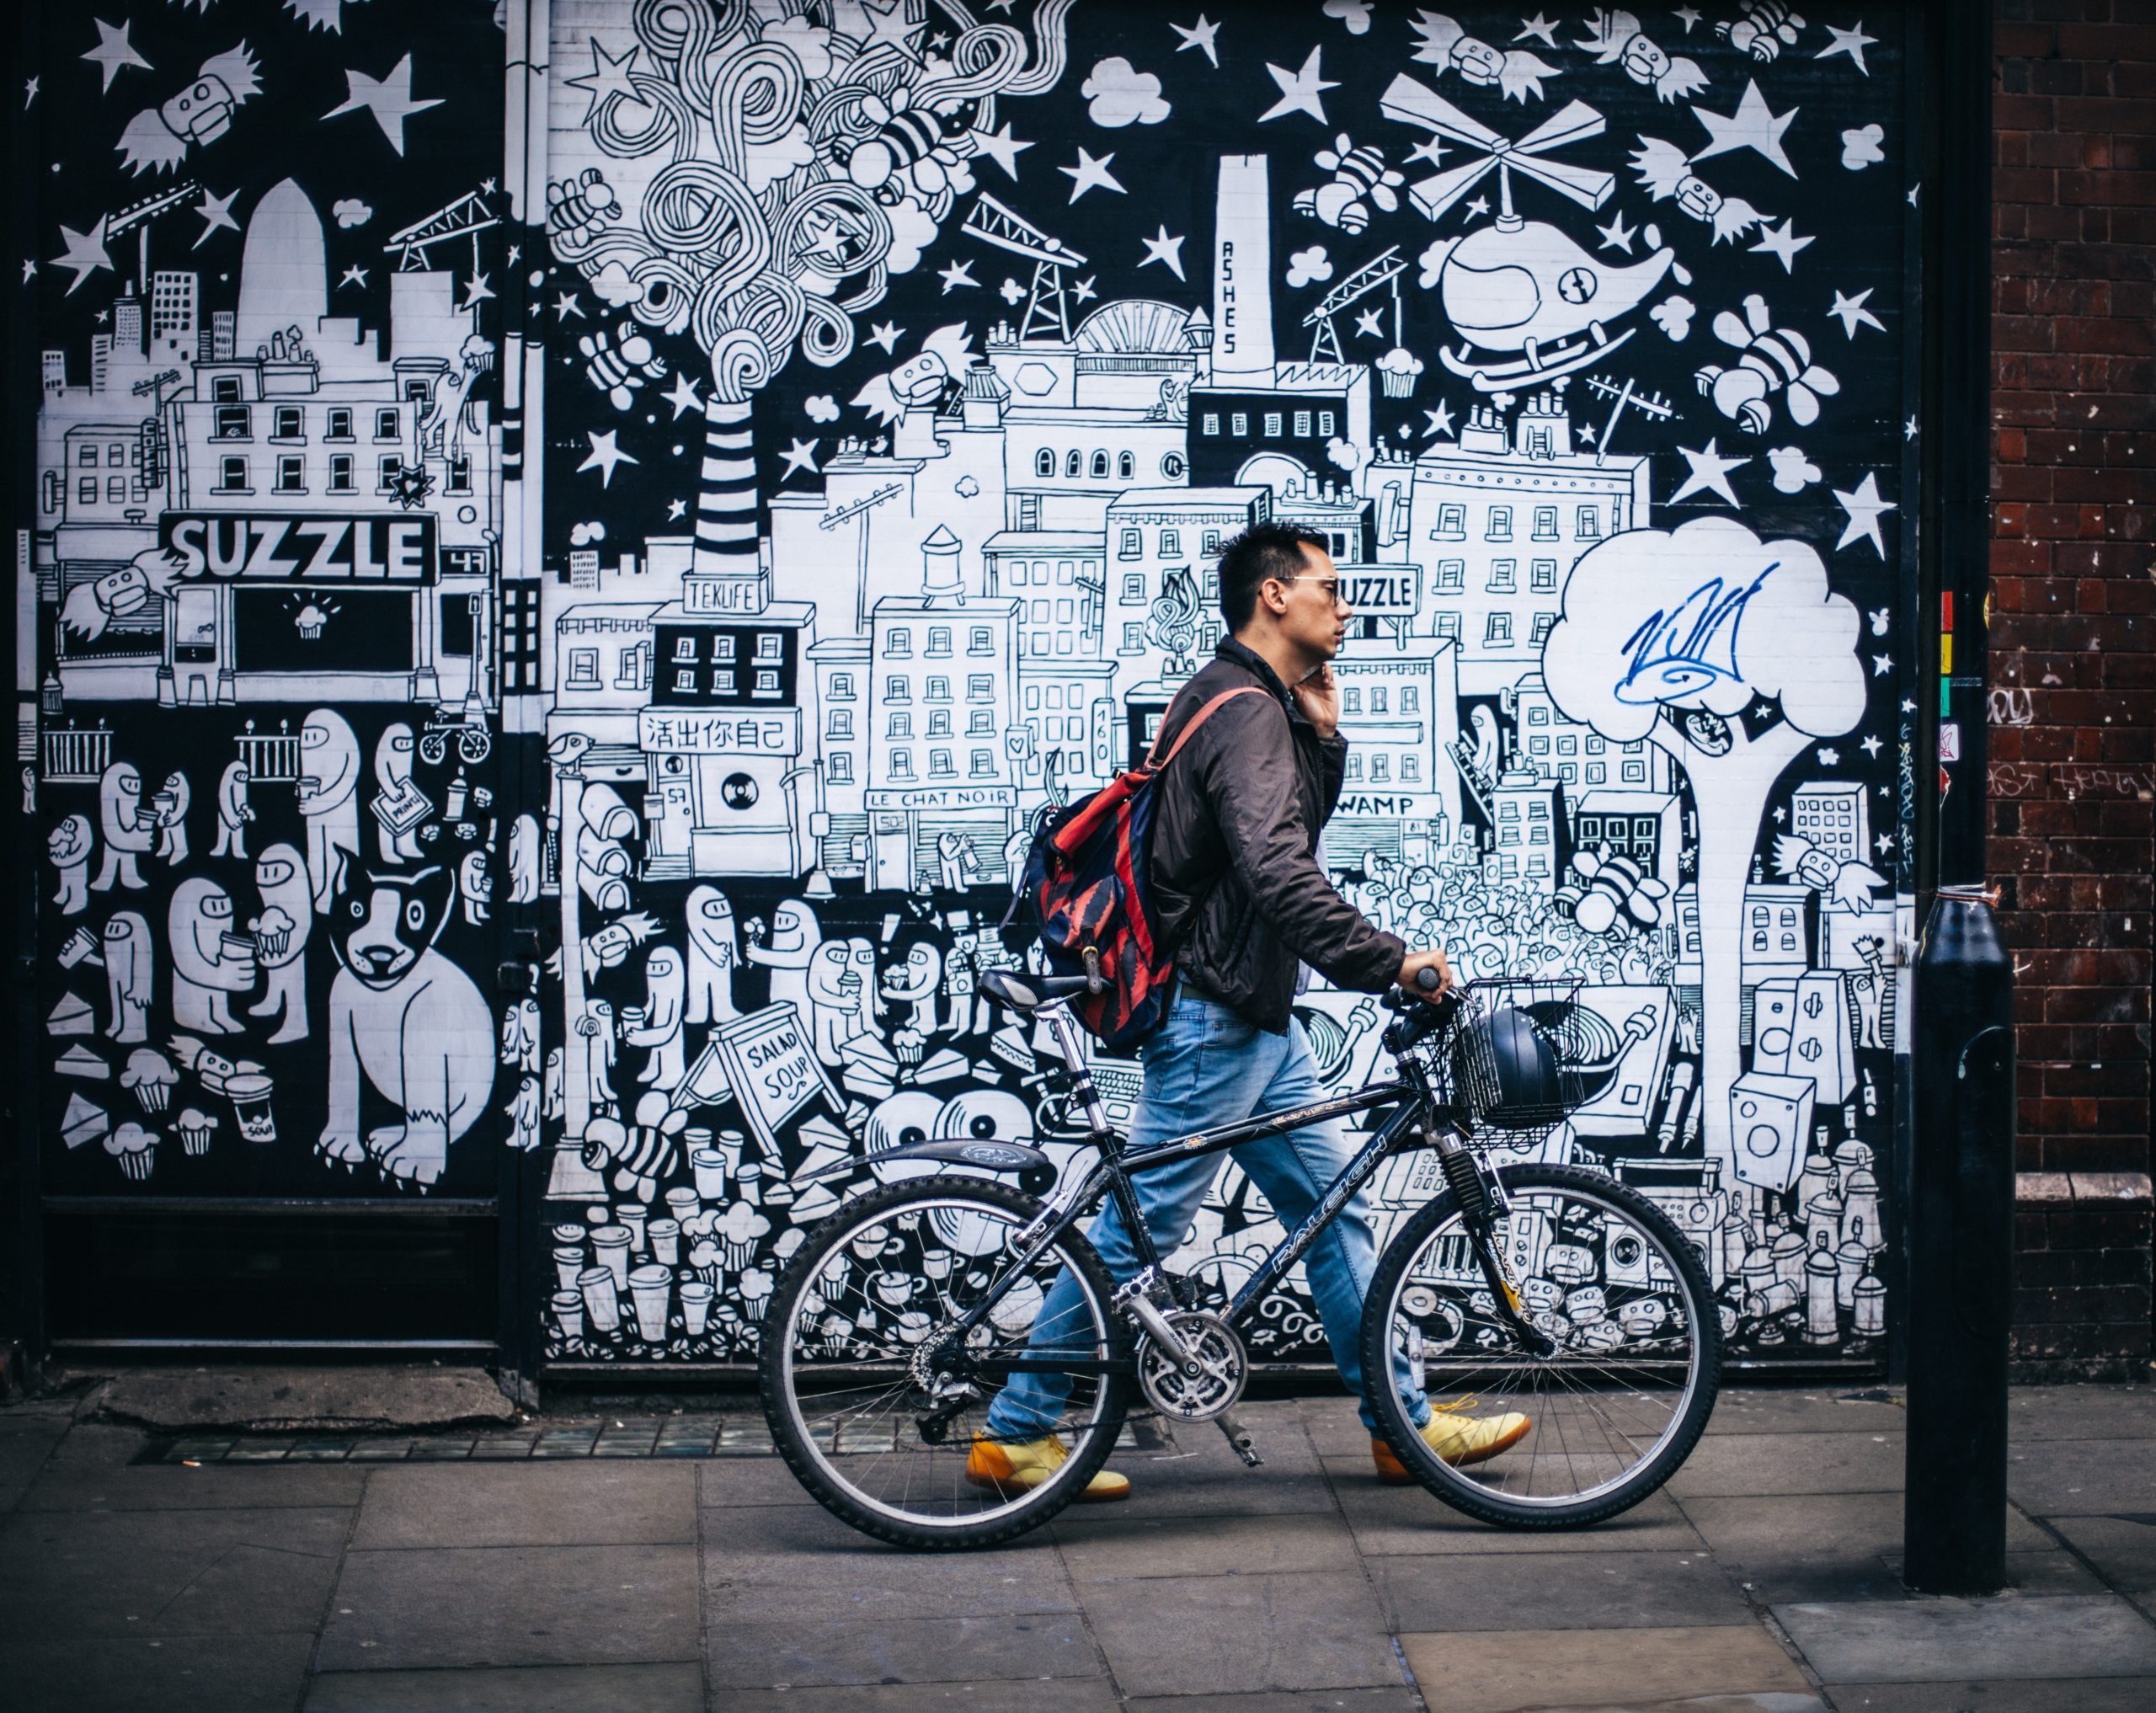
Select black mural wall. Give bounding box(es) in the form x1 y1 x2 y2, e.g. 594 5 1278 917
22 1 1919 1367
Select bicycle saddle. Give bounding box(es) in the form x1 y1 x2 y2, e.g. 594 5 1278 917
979 969 1095 1011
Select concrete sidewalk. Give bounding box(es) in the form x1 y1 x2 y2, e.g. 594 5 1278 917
2 1385 2152 1712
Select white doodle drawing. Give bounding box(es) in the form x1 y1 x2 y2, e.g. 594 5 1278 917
168 876 257 1034
627 945 688 1088
1630 137 1770 243
1294 135 1406 234
372 724 427 862
321 865 492 1187
91 761 155 891
745 898 822 1017
1409 12 1561 104
1694 296 1839 432
151 769 191 864
246 843 313 1045
297 709 361 913
118 43 262 177
103 912 155 1045
210 761 253 858
1576 11 1710 103
1718 2 1807 64
50 814 95 915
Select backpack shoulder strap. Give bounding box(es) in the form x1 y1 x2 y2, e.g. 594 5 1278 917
1143 684 1270 771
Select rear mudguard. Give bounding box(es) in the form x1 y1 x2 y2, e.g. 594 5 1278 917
803 1139 1057 1197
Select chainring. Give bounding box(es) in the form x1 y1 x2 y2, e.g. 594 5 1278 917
1136 1310 1248 1421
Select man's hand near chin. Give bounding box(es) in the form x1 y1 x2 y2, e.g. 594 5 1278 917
1292 663 1341 738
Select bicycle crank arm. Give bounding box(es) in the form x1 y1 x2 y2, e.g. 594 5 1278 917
1214 1410 1263 1467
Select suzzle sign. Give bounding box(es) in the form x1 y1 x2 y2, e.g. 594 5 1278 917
158 514 440 584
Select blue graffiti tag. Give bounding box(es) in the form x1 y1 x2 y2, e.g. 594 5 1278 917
1615 563 1777 704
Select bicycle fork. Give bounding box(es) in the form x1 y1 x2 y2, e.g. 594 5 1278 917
1432 1128 1557 1360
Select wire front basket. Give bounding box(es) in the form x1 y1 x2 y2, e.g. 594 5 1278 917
1438 980 1608 1134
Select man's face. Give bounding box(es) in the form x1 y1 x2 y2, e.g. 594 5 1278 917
1268 543 1351 663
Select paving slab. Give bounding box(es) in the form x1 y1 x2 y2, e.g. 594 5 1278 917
1773 1594 2156 1684
305 1662 705 1711
42 1422 156 1465
20 1461 369 1512
1079 1567 1406 1697
1666 1432 1904 1498
706 1611 1102 1689
8 1631 314 1713
2007 1387 2156 1444
1123 1693 1428 1713
0 1504 349 1640
698 1455 830 1508
1876 1550 2111 1598
1372 1548 1756 1633
1051 1508 1360 1580
1697 1391 1908 1436
1821 1678 2156 1710
1676 1494 2054 1602
352 1461 695 1548
711 1678 1123 1712
1331 1467 1705 1557
2044 1513 2156 1591
2007 1439 2156 1516
83 1365 517 1434
318 1544 698 1672
1397 1625 1812 1713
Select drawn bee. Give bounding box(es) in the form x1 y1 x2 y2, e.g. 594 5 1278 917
547 168 619 248
1694 296 1840 432
830 88 979 202
1556 848 1670 938
1718 1 1806 62
1293 134 1406 234
580 1102 685 1203
580 321 667 412
1575 11 1710 103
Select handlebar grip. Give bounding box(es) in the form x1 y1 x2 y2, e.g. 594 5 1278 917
1413 965 1444 993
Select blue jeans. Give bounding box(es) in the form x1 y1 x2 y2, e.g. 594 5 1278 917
983 990 1429 1440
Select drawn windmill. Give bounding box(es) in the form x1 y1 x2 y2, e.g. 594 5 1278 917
963 194 1088 344
1378 77 1673 392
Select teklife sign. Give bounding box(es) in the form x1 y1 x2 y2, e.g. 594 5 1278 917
159 514 440 584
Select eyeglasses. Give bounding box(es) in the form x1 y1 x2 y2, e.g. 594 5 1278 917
1275 576 1348 610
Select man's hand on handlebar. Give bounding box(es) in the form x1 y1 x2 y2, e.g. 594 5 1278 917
1396 948 1454 1002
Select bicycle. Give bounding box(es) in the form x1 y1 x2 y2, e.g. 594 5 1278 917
759 969 1721 1550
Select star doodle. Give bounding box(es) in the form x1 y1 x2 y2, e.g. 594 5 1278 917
1669 439 1750 505
1907 183 1920 207
1070 276 1098 305
1829 287 1886 338
661 371 703 419
1514 13 1561 48
1577 421 1597 444
1872 654 1894 675
1773 807 1786 824
666 499 687 521
779 437 821 479
24 76 37 109
866 320 903 354
1833 472 1897 557
338 264 369 291
1595 211 1636 254
1407 136 1447 168
1901 697 1917 714
461 271 494 310
1464 195 1490 219
1817 748 1839 766
563 37 643 125
1673 4 1702 30
553 290 585 320
49 218 113 296
1354 306 1385 339
1258 45 1337 125
1904 415 1919 441
577 430 638 488
1750 218 1813 272
1861 734 1883 758
1421 402 1457 438
192 187 240 248
1139 226 1187 281
1818 23 1877 76
1691 79 1800 179
1171 15 1221 68
324 55 443 155
20 259 35 283
1058 148 1124 202
937 258 979 292
1876 833 1896 856
83 19 150 94
970 121 1030 180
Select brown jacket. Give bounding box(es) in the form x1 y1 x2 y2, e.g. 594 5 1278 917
1150 638 1406 1032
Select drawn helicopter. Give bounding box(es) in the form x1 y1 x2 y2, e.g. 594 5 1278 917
1380 77 1673 392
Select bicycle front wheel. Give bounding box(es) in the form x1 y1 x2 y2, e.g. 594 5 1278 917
759 1177 1131 1550
1362 1163 1721 1528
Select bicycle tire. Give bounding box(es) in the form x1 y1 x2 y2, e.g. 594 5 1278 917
758 1177 1132 1551
1360 1163 1721 1529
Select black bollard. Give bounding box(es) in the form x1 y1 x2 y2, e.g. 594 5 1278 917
1903 886 2015 1593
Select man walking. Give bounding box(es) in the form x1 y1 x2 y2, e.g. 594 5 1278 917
970 523 1531 1501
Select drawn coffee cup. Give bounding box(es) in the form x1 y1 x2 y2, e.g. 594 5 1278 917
577 1263 622 1335
627 1263 672 1342
226 1071 276 1145
551 1289 584 1341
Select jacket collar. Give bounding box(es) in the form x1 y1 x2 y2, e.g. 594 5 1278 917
1214 636 1310 726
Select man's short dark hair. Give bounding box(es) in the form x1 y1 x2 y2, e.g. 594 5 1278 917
1216 522 1330 632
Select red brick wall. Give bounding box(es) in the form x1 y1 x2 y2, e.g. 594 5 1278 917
1991 0 2155 1368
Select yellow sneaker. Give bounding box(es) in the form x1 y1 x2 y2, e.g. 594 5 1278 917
965 1432 1130 1502
1371 1399 1532 1484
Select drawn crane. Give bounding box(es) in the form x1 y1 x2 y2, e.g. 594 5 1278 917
108 180 202 296
1378 79 1614 228
1301 246 1406 365
1582 373 1674 464
383 188 499 274
963 194 1088 344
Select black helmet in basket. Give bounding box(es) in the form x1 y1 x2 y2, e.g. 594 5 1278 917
1449 1003 1577 1131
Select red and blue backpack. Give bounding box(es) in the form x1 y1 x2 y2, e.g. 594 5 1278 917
1003 686 1266 1051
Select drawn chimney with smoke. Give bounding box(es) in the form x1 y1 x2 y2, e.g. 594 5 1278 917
1212 155 1276 383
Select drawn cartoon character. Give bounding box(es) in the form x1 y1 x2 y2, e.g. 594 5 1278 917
320 865 493 1187
296 710 361 914
805 941 863 1068
211 760 253 859
626 946 686 1089
935 830 979 890
1695 296 1842 433
103 911 154 1044
373 724 426 862
1575 11 1710 101
578 999 618 1114
1294 134 1405 233
501 996 542 1075
245 843 313 1045
457 847 491 926
879 942 942 1068
168 878 257 1035
943 928 988 1037
744 897 819 1017
91 762 154 892
117 43 262 175
507 814 542 904
49 814 94 915
152 771 191 866
60 550 184 643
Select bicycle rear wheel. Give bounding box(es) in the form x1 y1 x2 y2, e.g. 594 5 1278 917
759 1177 1130 1550
1361 1163 1721 1528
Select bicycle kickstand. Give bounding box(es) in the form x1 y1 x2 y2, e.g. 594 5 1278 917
1214 1410 1263 1468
